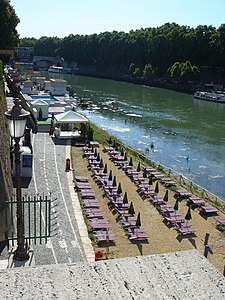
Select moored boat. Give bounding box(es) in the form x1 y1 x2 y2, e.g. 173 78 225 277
193 91 225 103
48 65 64 73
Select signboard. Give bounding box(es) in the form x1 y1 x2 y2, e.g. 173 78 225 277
14 48 33 64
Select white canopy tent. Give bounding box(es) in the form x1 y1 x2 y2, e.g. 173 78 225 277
53 110 89 139
54 110 89 123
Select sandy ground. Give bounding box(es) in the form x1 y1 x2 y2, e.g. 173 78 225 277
72 145 225 274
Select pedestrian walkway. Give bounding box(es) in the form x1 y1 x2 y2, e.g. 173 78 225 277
4 132 94 267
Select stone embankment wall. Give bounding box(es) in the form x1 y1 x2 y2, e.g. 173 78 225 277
0 81 13 239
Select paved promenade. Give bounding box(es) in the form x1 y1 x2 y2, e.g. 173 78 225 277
5 132 94 267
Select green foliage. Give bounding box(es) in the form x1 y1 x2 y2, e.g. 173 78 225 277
20 22 225 73
168 61 199 82
129 63 135 76
143 64 154 80
0 0 19 49
133 67 141 77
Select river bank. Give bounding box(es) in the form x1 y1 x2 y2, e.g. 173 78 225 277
71 70 200 94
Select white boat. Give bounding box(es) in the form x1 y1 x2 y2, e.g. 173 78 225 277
193 91 225 103
48 65 64 73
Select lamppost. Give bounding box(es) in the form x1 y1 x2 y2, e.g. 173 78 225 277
5 98 30 261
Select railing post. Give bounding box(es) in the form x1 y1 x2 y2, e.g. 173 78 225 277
34 195 36 245
40 195 42 244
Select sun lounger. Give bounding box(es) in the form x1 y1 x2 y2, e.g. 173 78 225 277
175 189 192 199
94 230 116 242
201 205 218 214
74 175 89 182
142 166 156 172
159 207 176 214
164 216 185 223
82 200 100 208
127 228 149 240
75 182 92 190
151 196 165 205
176 221 192 228
177 227 196 234
160 177 176 186
216 218 225 225
87 218 110 229
85 212 105 219
79 190 96 197
103 146 114 152
90 141 99 147
188 197 205 206
84 208 102 213
122 165 133 171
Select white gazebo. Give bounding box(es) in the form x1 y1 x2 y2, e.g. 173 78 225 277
31 99 49 119
53 110 89 139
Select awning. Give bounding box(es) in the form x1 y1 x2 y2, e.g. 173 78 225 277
54 110 89 123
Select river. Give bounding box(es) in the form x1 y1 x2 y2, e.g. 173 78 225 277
45 73 225 201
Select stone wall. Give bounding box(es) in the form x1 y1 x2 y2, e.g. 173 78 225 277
0 81 13 240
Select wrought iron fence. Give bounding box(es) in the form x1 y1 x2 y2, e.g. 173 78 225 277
5 193 51 247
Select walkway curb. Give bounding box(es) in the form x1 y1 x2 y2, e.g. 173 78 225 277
66 142 95 262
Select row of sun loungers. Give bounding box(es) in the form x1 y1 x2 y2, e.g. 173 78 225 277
74 173 116 243
83 145 221 241
104 147 196 235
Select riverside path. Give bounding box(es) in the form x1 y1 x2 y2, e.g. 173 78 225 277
22 132 88 265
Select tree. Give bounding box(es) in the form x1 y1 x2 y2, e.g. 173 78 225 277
0 0 20 49
133 67 141 77
143 63 154 80
167 62 181 80
129 63 135 76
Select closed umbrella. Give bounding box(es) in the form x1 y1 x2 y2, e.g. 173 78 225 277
113 140 116 148
117 182 122 195
121 148 124 156
108 170 113 181
94 148 98 157
185 206 192 222
99 159 104 169
154 182 159 194
109 136 112 144
128 202 135 215
97 152 100 161
123 192 128 204
143 170 148 178
103 163 108 174
135 212 141 228
129 157 133 166
163 190 169 202
112 176 117 187
124 152 128 161
137 162 141 172
173 199 179 211
148 177 153 186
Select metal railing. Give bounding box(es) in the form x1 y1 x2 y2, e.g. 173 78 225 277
5 193 51 247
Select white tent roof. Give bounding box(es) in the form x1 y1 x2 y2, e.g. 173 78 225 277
31 99 49 106
54 110 89 123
